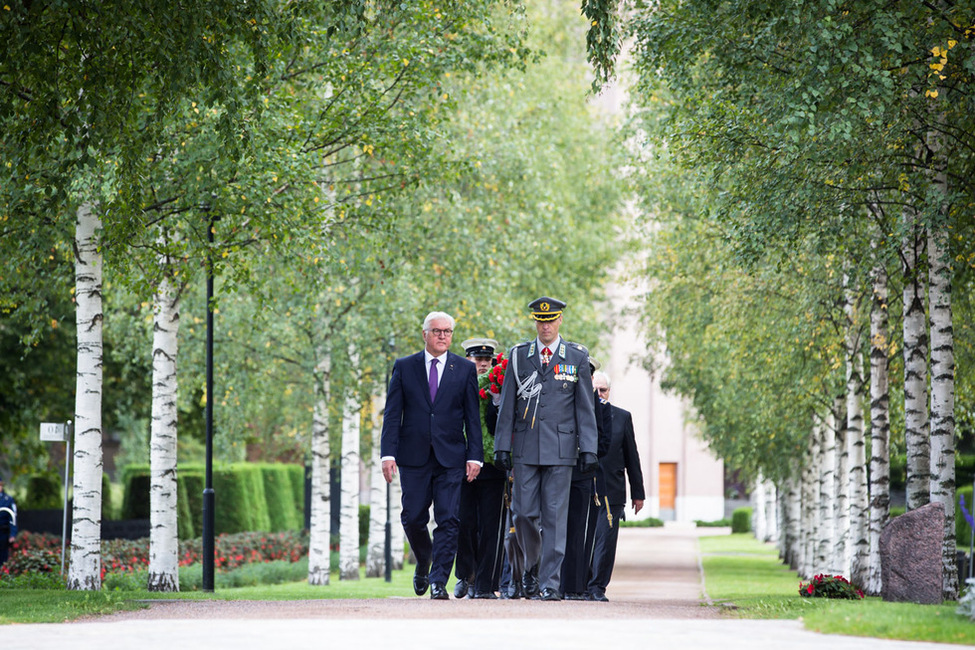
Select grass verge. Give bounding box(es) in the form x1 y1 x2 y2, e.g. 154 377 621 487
701 533 975 645
0 564 414 624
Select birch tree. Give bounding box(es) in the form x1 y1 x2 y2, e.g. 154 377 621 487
845 281 869 587
68 202 104 591
147 249 181 592
366 391 388 578
902 208 931 511
929 223 957 599
339 347 362 581
866 247 891 596
307 356 331 586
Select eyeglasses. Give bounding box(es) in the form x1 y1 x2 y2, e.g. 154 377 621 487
595 387 609 394
429 328 453 337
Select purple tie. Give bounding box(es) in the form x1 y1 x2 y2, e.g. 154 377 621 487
429 358 439 402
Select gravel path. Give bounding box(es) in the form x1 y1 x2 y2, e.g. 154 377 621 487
91 525 721 621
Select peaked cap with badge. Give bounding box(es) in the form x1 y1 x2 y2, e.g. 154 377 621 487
528 296 566 322
461 338 500 358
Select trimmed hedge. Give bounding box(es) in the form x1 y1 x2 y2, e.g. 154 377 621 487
121 462 304 537
732 506 752 533
23 474 63 510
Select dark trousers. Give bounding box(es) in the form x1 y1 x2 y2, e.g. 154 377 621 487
588 502 625 594
0 527 10 566
561 477 597 595
399 455 464 585
454 472 507 593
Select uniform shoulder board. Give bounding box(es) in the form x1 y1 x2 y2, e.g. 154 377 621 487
512 340 532 349
570 342 589 354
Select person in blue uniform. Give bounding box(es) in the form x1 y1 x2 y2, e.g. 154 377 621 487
494 296 598 601
453 338 508 599
0 474 18 567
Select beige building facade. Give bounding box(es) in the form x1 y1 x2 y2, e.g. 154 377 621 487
602 284 725 523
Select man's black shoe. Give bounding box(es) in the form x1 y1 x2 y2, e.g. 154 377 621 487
453 578 471 599
563 592 587 601
413 569 430 596
430 582 449 600
522 567 539 598
589 590 609 602
473 591 498 599
540 587 562 601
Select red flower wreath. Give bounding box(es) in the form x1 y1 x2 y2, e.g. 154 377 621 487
478 352 508 401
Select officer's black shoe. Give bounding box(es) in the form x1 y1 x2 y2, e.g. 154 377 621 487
430 582 449 600
563 592 587 601
540 587 563 601
413 567 430 596
453 577 471 599
473 591 498 599
589 589 609 602
502 579 523 599
522 566 540 598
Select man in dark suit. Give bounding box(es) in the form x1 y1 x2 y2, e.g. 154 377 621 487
381 311 483 600
561 357 613 600
587 370 645 602
494 296 598 601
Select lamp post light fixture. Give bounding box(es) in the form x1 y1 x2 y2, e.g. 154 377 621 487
202 211 218 592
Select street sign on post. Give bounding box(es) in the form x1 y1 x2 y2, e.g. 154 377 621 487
39 420 72 573
39 422 67 442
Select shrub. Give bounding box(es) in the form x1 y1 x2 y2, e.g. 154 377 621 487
696 519 731 527
731 507 752 533
620 517 664 527
0 570 66 589
22 474 62 510
799 574 864 599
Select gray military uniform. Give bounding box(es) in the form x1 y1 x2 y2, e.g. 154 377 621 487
494 336 598 593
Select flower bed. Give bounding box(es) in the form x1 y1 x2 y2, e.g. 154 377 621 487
1 530 310 581
799 573 864 599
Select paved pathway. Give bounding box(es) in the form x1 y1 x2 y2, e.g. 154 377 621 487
5 525 971 649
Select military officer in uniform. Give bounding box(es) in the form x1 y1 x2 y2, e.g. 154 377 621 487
494 297 598 601
453 338 508 599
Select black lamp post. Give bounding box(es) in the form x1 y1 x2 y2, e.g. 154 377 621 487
202 212 217 592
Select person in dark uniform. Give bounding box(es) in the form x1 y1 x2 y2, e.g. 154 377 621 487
494 296 598 601
453 338 508 599
587 371 646 601
381 311 483 600
0 474 18 567
560 357 613 600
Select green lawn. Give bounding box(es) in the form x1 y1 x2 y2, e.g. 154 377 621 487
700 533 975 644
0 565 414 623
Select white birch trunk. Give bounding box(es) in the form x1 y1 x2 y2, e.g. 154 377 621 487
833 394 850 577
846 330 870 585
800 426 817 579
763 477 778 545
366 391 388 578
339 348 362 581
784 474 801 570
307 354 331 586
903 207 930 510
817 412 836 573
929 224 958 599
752 474 768 543
147 269 180 592
390 477 405 570
866 252 891 596
68 202 104 591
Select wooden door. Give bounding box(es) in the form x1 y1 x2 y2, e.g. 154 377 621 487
659 462 677 510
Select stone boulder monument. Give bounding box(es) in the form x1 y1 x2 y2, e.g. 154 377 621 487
879 501 945 604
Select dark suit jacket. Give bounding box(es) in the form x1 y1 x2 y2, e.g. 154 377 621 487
596 405 646 506
380 350 483 468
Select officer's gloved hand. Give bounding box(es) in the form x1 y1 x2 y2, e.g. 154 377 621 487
579 452 598 475
494 451 512 471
